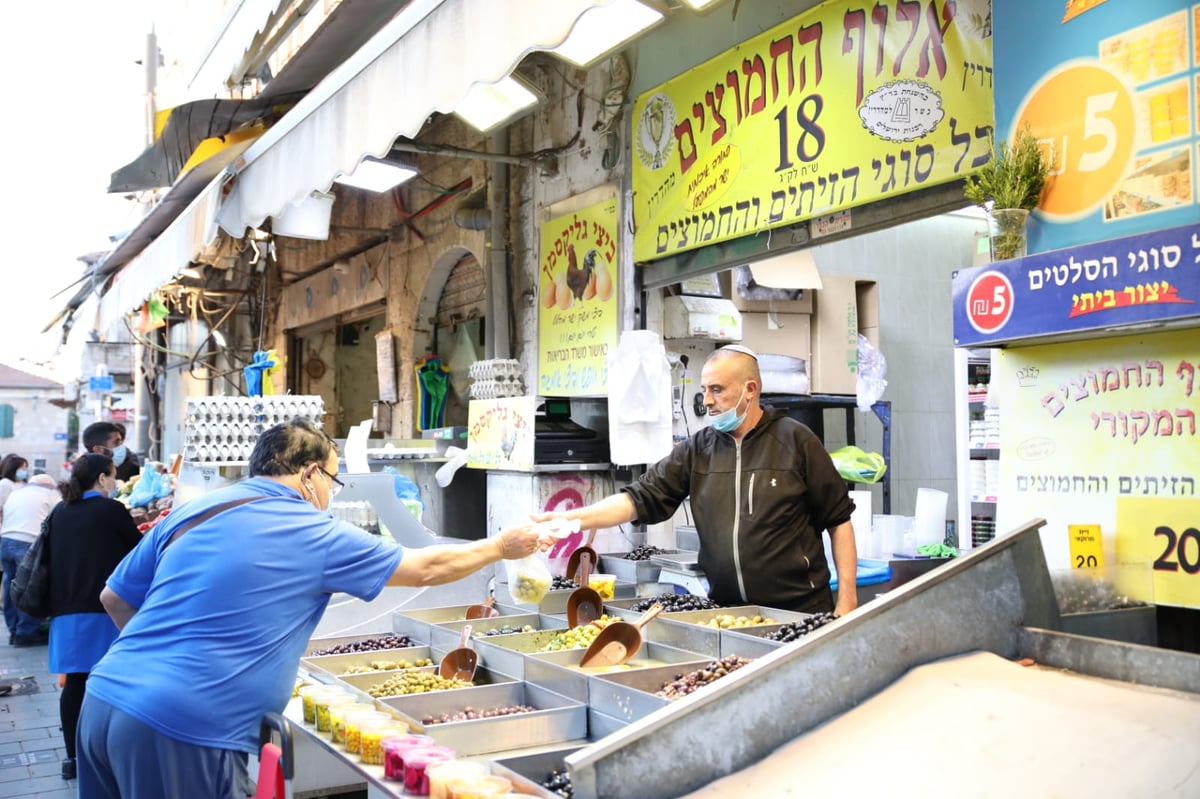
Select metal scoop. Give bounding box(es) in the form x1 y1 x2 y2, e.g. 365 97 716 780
565 528 599 585
565 551 604 629
579 604 663 668
438 624 478 682
464 595 499 620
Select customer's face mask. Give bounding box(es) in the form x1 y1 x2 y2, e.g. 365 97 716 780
710 386 747 433
14 469 28 481
111 445 128 466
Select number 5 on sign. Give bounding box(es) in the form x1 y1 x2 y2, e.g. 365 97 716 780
1116 498 1200 609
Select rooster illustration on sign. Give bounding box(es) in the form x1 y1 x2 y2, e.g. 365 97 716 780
542 243 613 311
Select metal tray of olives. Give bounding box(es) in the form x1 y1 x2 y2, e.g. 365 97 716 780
645 605 807 657
585 664 679 722
378 681 587 756
472 627 570 679
717 626 790 659
598 550 682 584
523 641 711 704
300 645 435 679
497 580 637 614
427 613 543 650
490 745 585 797
304 631 424 656
391 602 528 642
334 664 517 699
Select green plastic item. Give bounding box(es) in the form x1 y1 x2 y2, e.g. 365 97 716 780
916 543 959 558
829 445 887 483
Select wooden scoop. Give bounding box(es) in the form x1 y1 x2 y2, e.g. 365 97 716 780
566 528 599 584
579 604 663 668
566 552 604 629
464 595 499 620
438 624 478 682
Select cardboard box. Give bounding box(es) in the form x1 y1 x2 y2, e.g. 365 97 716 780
737 312 811 362
721 250 817 314
809 276 880 395
663 296 742 341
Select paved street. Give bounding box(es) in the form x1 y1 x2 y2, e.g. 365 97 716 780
0 641 73 799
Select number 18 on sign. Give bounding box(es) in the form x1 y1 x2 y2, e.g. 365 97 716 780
1116 498 1200 609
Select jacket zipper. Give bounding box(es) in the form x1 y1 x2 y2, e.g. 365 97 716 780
732 440 748 602
747 473 756 516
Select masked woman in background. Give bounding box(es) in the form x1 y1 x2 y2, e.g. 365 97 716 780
45 454 141 781
0 453 29 520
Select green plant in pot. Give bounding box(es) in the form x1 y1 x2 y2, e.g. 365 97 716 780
963 124 1054 261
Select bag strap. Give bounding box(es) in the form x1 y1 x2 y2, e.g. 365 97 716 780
166 495 267 548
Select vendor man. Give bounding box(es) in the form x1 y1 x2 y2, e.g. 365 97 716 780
81 422 141 482
536 344 858 616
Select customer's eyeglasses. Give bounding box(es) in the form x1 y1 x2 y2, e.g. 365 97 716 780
317 467 344 497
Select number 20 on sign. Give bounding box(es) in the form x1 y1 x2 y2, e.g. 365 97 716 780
1116 498 1200 609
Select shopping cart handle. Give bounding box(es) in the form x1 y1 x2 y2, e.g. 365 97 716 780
259 712 294 780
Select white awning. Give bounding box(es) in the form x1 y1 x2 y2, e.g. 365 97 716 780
98 173 226 333
216 0 609 236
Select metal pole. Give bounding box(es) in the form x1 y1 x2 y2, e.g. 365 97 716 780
132 27 158 460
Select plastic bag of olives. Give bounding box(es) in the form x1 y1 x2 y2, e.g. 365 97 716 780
504 551 553 605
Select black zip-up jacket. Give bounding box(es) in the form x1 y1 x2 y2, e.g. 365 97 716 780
622 408 854 612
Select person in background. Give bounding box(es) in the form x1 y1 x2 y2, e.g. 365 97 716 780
80 422 140 482
45 454 141 781
534 344 860 617
76 418 554 798
1 472 59 646
0 454 29 522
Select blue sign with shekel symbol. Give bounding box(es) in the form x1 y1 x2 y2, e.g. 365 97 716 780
952 223 1199 347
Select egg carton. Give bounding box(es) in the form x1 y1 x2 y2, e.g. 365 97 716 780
469 359 521 381
183 395 327 462
470 379 526 400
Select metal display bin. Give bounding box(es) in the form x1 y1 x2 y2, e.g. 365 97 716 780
379 682 587 756
523 642 712 704
498 580 638 614
300 645 435 679
473 628 571 679
391 602 528 642
585 663 703 722
304 630 424 655
597 551 683 584
490 745 586 797
718 626 790 659
642 605 809 658
588 708 631 740
428 613 543 650
335 664 517 699
1059 606 1158 646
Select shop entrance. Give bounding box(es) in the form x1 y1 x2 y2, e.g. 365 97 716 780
291 311 386 439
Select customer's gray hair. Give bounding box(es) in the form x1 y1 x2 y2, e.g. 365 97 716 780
249 418 338 477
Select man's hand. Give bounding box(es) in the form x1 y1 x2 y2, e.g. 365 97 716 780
494 525 552 559
833 590 858 618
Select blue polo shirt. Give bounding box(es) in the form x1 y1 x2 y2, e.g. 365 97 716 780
86 478 403 753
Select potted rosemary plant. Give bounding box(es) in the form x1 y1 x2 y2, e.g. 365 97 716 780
963 124 1053 261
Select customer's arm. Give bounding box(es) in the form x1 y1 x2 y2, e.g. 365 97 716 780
100 586 137 631
387 525 547 587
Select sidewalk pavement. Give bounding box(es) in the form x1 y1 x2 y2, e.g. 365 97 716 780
0 640 74 799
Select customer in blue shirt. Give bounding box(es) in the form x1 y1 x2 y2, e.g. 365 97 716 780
76 418 549 798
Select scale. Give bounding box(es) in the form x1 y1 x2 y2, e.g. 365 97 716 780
651 551 710 595
534 397 610 464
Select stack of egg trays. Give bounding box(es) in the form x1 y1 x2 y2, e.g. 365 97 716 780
379 681 587 757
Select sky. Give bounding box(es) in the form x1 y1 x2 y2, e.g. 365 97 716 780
0 5 162 379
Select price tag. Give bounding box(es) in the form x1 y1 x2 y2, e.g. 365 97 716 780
1068 524 1104 570
1116 497 1200 609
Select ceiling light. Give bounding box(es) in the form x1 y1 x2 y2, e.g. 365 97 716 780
210 329 227 348
552 0 663 67
680 0 723 8
334 157 418 193
456 75 541 134
178 266 203 279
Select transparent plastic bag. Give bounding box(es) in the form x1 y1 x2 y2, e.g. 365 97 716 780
856 333 887 412
504 551 553 605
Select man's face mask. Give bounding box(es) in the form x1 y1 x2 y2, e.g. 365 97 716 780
710 385 747 433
